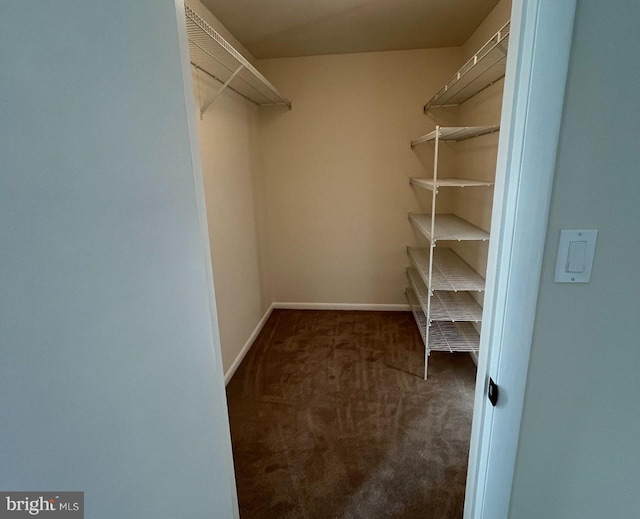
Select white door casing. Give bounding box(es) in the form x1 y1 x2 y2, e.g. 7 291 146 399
174 1 241 516
464 1 577 517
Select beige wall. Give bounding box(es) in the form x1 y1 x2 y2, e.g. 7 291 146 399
188 0 268 373
452 0 512 279
510 1 640 515
258 47 463 304
0 1 239 514
462 0 513 61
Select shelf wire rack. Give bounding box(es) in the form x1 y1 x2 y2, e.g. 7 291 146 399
185 6 291 113
411 126 499 147
406 268 483 322
410 177 494 192
424 21 510 112
409 213 490 242
407 247 486 292
405 288 480 353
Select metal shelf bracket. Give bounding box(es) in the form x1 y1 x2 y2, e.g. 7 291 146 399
200 64 244 117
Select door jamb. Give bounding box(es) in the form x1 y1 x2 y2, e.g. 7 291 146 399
173 1 241 517
464 0 577 517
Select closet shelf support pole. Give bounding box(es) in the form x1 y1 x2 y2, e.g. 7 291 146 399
200 64 245 117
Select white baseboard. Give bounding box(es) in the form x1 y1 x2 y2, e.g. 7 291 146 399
272 302 410 311
224 303 273 385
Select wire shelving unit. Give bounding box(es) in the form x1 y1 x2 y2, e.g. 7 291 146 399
185 6 291 115
407 122 499 379
424 21 510 112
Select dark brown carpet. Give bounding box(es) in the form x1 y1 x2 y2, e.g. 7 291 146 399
226 310 477 519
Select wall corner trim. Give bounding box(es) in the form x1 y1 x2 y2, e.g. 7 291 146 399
224 304 274 385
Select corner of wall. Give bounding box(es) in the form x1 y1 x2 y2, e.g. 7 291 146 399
188 0 271 375
462 0 513 61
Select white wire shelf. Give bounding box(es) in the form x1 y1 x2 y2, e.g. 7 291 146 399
409 213 490 242
185 6 291 109
424 22 510 111
432 291 483 323
406 267 430 306
410 177 494 192
429 321 480 353
407 247 486 292
406 288 427 344
405 288 480 353
406 268 483 322
411 126 499 146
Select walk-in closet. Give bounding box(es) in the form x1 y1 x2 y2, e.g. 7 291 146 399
7 0 633 516
187 0 511 516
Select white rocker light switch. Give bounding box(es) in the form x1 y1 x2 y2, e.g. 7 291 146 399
555 229 597 283
566 240 587 272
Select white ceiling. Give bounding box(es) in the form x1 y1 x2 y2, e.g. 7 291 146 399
200 0 500 59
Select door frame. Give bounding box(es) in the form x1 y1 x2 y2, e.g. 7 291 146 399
464 0 577 517
172 0 578 516
173 1 241 518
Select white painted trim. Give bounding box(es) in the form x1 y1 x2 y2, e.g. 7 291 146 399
224 304 274 385
272 302 411 311
174 1 239 517
464 1 577 518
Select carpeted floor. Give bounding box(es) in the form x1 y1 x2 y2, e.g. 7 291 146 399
226 310 477 519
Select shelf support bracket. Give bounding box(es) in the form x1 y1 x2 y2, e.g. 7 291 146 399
200 64 244 117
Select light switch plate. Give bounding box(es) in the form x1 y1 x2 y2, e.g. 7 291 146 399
554 229 597 283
